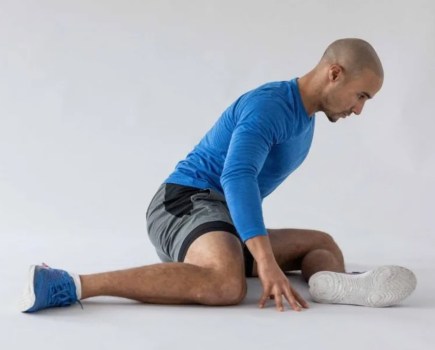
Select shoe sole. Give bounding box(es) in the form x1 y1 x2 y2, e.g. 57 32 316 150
19 265 37 312
308 265 417 307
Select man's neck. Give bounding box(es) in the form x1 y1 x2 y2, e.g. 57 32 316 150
297 71 321 117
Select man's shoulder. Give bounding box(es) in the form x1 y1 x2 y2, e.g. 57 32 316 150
240 79 297 107
249 79 294 95
238 79 296 115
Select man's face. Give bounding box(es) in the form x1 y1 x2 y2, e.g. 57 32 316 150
320 67 383 123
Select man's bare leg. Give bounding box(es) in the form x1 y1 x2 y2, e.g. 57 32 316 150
80 231 247 306
251 228 345 281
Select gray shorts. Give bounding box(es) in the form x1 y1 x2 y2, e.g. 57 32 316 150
146 183 254 277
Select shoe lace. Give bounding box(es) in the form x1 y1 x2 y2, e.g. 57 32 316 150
48 274 84 310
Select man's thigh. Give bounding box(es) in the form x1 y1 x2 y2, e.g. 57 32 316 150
183 231 246 280
146 183 252 277
250 228 338 277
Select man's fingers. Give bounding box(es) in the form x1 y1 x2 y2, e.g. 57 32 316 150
259 289 271 308
257 272 308 312
259 295 267 308
261 289 306 312
284 289 302 312
291 287 309 308
274 292 284 312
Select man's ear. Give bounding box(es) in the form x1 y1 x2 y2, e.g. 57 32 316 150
328 64 344 82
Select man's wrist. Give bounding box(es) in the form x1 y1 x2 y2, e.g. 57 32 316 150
245 235 276 264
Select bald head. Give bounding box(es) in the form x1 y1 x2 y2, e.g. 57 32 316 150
320 38 384 80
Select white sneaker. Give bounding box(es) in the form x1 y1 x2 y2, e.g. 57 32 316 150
308 265 417 307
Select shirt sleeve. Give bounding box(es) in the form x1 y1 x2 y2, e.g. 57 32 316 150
220 95 290 242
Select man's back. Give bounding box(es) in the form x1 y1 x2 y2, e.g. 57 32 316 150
165 78 316 241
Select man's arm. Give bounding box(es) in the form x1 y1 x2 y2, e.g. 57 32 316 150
220 97 307 311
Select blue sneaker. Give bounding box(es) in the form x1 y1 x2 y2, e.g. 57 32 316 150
20 263 82 313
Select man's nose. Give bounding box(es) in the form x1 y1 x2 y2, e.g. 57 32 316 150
352 100 365 115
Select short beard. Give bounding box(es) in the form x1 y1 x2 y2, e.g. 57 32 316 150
327 115 338 123
322 107 339 123
319 99 336 123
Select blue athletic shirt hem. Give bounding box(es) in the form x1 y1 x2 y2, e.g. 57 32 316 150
241 230 269 243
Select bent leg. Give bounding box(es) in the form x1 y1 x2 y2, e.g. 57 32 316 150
250 228 345 281
80 231 247 306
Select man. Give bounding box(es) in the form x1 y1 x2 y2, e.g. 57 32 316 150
20 38 416 313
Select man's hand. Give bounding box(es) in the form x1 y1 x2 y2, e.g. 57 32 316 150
256 259 309 312
245 234 309 312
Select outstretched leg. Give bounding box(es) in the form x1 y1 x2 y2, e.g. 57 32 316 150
80 231 247 305
21 231 247 312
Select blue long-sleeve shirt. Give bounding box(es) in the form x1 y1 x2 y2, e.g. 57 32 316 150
164 78 316 242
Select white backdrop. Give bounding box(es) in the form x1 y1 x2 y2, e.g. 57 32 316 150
1 1 434 349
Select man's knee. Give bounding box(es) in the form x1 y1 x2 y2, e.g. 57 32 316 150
221 277 247 305
198 272 247 306
313 230 336 246
315 231 344 259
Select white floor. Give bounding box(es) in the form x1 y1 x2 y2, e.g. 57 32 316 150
2 230 434 350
